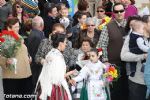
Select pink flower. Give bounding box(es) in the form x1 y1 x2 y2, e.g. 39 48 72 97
107 76 113 82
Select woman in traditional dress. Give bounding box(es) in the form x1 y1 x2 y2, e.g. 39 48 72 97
36 33 72 100
71 48 107 100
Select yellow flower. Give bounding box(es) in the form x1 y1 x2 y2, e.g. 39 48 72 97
105 16 111 23
103 73 108 77
113 73 118 78
98 16 111 30
108 71 113 76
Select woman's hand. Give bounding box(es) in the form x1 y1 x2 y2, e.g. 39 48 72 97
29 56 32 64
6 58 13 65
104 61 110 66
144 53 148 59
40 58 46 65
100 81 105 87
69 79 76 86
65 70 76 78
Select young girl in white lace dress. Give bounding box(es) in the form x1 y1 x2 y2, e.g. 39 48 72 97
71 48 107 100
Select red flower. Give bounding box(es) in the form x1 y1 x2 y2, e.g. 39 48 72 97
2 30 9 35
0 33 3 37
97 48 103 52
109 66 115 72
0 38 5 42
9 31 19 40
102 19 106 24
1 30 19 40
97 94 101 97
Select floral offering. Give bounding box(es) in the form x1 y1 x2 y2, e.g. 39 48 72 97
80 23 87 30
98 16 111 30
0 30 22 72
103 64 120 83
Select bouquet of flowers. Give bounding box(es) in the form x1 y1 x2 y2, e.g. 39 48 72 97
97 48 103 56
103 64 120 83
0 30 22 73
98 16 111 30
80 23 87 30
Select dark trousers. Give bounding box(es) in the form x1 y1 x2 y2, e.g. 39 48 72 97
3 76 33 100
110 63 129 100
130 62 136 73
110 75 129 100
130 59 146 76
31 63 42 91
128 80 147 100
148 95 150 100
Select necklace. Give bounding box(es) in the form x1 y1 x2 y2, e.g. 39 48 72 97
87 32 94 39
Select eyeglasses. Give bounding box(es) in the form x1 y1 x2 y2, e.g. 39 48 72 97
16 6 22 8
87 25 95 27
113 9 124 14
97 10 104 13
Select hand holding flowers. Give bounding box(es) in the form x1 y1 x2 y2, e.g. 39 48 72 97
103 64 120 83
0 30 22 73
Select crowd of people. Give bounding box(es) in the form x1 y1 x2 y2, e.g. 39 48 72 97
0 0 150 100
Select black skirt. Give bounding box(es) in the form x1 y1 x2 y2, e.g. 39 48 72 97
3 76 33 100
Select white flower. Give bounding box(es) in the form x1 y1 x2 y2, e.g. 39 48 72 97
59 17 70 28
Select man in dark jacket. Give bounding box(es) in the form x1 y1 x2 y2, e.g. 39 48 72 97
97 3 128 100
38 0 69 17
43 3 59 38
27 16 45 89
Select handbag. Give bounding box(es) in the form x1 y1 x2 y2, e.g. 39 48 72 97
80 79 88 100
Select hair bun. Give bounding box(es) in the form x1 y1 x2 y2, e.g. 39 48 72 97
51 33 66 48
51 33 58 41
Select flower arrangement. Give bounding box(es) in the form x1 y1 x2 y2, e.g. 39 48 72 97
97 48 103 56
103 64 120 83
98 16 111 30
0 30 22 73
59 17 70 28
80 23 87 30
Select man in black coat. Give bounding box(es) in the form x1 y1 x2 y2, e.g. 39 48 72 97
38 0 69 17
43 3 59 38
27 16 45 89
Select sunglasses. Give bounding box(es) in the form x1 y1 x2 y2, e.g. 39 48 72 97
87 25 95 27
16 6 22 8
113 9 124 13
97 10 104 13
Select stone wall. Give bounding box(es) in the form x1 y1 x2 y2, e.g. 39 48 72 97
88 0 101 16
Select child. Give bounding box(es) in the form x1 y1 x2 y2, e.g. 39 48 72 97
57 3 73 30
70 48 107 100
129 19 150 76
69 38 92 100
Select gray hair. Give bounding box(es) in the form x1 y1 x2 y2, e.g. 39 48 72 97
86 17 97 25
32 16 44 28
